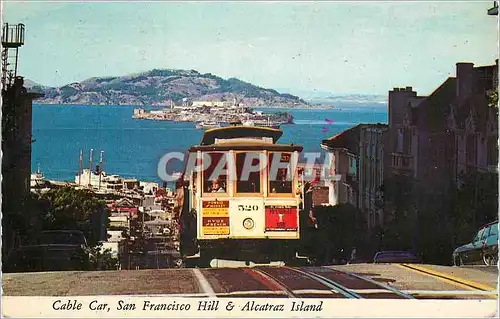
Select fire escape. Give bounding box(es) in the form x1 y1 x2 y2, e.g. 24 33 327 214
1 23 25 90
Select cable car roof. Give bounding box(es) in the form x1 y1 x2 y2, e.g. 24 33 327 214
200 126 283 146
189 144 303 152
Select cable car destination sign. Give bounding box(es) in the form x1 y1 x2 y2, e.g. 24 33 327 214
201 200 230 235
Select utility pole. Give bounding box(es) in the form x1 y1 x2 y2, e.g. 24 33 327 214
78 150 82 185
98 150 104 190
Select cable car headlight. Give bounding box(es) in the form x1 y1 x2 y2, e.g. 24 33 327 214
243 218 255 230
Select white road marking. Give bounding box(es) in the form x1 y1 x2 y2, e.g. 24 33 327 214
192 268 216 297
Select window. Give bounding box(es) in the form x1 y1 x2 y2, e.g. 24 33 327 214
487 136 498 166
193 172 197 193
466 134 477 164
474 228 486 243
403 128 411 154
202 152 228 194
268 152 293 194
397 129 403 152
371 167 375 189
489 224 498 237
481 228 489 240
348 155 357 175
236 152 262 193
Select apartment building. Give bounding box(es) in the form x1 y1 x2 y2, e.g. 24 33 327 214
321 123 387 222
387 61 498 187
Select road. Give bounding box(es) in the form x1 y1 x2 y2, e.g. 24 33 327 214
3 263 497 299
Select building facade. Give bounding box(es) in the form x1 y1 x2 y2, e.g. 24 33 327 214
321 124 387 228
359 124 388 228
296 162 330 206
386 61 498 188
2 77 41 258
191 101 233 108
321 125 361 208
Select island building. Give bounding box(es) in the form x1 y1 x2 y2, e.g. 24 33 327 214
191 101 233 108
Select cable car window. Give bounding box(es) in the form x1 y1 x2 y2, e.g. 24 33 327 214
202 152 228 194
489 223 498 237
269 152 292 194
236 152 261 193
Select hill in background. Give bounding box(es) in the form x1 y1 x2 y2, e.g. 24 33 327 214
27 69 310 108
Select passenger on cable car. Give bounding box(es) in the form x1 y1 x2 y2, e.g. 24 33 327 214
210 178 226 193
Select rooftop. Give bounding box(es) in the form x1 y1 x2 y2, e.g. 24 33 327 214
321 123 388 155
201 126 283 145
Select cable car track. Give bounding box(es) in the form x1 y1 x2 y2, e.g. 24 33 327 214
244 268 297 298
320 267 415 299
282 267 362 298
199 264 489 299
207 266 417 299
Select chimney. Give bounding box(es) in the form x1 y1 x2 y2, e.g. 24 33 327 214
456 62 474 104
388 85 417 130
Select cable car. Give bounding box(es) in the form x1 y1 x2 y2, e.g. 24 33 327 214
175 126 305 267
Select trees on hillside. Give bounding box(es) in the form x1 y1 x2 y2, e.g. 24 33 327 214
2 187 110 272
17 187 109 248
32 187 109 247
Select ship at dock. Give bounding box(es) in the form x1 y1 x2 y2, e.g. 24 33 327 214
195 121 228 130
30 164 47 188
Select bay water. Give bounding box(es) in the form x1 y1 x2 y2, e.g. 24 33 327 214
32 104 387 184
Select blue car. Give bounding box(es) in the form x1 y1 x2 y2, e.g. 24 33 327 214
453 221 498 266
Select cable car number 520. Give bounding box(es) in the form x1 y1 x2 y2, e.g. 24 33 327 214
238 205 259 211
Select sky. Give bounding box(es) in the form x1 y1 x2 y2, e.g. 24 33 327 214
2 1 498 96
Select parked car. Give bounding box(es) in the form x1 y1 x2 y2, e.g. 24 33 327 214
7 230 90 272
453 221 498 266
373 251 420 264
